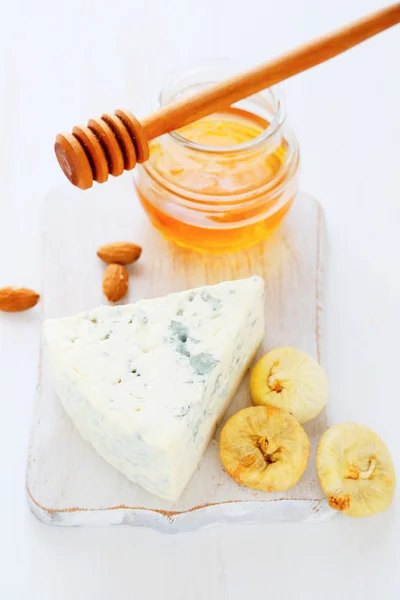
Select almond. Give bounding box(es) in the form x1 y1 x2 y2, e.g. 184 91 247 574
0 287 40 312
102 264 129 302
97 242 142 265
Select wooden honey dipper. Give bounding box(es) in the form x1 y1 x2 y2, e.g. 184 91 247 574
55 3 400 190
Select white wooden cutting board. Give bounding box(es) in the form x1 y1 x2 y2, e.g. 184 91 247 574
26 176 335 531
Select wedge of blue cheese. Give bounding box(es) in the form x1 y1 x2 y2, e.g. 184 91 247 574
43 276 265 502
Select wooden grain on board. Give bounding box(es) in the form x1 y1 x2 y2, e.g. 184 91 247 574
26 177 334 531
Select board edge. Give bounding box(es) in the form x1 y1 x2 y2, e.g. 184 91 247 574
26 485 336 532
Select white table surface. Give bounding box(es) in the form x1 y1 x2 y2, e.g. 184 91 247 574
0 0 399 597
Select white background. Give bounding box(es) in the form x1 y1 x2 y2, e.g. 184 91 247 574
0 0 399 597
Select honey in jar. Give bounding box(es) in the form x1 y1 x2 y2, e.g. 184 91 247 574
134 60 300 253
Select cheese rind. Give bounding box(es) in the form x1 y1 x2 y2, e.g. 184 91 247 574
43 276 265 502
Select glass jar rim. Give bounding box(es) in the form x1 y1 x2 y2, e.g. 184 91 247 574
155 58 287 155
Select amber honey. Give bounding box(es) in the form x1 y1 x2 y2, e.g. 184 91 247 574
134 61 300 253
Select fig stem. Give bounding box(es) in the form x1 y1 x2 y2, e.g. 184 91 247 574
346 457 376 480
268 374 283 393
358 457 376 479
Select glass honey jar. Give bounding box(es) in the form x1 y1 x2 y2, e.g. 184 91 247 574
134 59 300 253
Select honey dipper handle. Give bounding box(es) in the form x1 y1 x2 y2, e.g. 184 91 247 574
54 3 399 190
142 3 400 139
